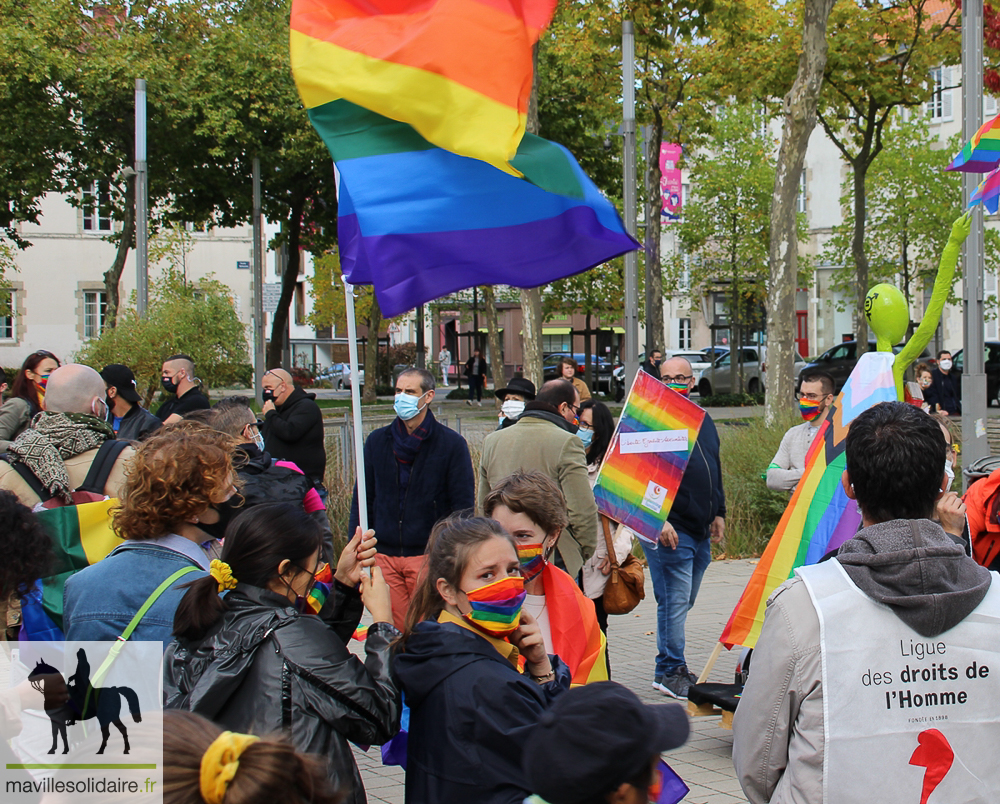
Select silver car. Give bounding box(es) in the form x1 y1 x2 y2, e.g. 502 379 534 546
697 346 806 397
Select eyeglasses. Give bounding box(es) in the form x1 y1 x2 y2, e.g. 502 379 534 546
578 421 594 431
795 392 829 401
662 375 692 383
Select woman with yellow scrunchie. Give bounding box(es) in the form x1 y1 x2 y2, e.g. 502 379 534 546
163 710 342 804
164 502 399 804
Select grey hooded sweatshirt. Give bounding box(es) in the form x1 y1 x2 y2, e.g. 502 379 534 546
733 518 993 804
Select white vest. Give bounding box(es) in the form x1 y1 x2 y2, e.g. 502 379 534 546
797 559 1000 804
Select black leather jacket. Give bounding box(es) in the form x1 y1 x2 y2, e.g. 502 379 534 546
163 583 400 804
109 403 161 443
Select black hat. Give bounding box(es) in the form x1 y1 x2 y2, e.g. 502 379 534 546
100 364 142 404
522 682 689 804
495 376 536 401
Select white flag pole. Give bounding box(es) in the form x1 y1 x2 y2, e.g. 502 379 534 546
344 279 369 534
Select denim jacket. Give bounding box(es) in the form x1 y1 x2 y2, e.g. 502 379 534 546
63 536 210 647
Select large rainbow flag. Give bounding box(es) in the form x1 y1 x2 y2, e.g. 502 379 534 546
540 563 608 686
594 370 705 544
719 351 897 649
21 499 121 640
947 113 1000 173
290 0 554 176
289 2 638 318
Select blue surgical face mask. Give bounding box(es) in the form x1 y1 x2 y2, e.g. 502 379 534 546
394 391 427 421
578 427 594 448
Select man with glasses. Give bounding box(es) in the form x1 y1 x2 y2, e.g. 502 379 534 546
479 379 597 581
644 356 726 699
766 371 836 493
260 368 326 493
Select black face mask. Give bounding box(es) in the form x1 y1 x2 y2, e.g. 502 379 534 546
262 389 275 403
161 377 179 394
196 496 244 540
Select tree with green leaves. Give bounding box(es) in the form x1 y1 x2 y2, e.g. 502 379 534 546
815 0 960 354
672 104 780 392
76 268 249 406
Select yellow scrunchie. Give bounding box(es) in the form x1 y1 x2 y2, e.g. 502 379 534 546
199 730 259 804
210 559 238 592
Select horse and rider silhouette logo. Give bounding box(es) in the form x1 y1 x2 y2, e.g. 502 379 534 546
26 648 141 755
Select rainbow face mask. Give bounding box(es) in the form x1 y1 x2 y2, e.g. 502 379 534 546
666 381 690 398
799 398 822 422
516 542 546 583
461 575 526 638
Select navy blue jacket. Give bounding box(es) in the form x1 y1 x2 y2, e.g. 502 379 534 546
393 620 570 804
348 415 474 556
926 368 961 415
668 413 726 540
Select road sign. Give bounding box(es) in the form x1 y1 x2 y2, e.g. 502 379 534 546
237 260 250 270
263 283 282 313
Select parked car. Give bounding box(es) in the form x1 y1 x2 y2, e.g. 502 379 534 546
316 363 347 389
797 340 931 393
951 341 1000 405
342 365 365 390
663 350 714 377
542 353 615 392
697 346 806 397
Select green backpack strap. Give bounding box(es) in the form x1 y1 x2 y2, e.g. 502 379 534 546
89 564 201 694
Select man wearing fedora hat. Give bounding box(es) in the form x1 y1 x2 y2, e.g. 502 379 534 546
100 364 161 442
494 376 536 430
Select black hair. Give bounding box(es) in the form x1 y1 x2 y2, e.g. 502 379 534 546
936 349 952 361
800 370 835 396
845 401 945 523
173 503 322 641
0 491 54 599
166 353 195 364
579 399 614 465
536 379 577 409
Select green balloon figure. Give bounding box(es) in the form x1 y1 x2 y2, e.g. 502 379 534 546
864 212 972 400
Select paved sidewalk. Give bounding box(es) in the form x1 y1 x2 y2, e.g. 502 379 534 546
353 557 758 804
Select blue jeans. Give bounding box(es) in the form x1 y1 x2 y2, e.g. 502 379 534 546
641 530 712 677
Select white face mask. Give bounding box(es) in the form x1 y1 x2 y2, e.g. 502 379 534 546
501 399 525 420
939 359 953 372
943 459 955 490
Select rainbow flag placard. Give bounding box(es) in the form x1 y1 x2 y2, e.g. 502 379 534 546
290 0 555 177
719 351 897 649
594 371 705 544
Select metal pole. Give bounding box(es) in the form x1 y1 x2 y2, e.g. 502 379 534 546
962 0 988 483
252 157 265 396
641 124 654 357
134 79 148 317
344 280 369 532
622 21 640 386
416 304 425 367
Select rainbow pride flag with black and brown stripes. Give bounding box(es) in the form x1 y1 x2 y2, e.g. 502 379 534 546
720 351 897 649
594 370 706 544
289 1 638 319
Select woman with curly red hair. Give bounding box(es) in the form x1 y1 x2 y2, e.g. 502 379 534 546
63 422 240 646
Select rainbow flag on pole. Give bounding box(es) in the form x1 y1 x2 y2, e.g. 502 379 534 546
947 114 1000 173
719 352 897 649
290 0 555 176
289 1 638 318
594 371 706 544
968 165 1000 213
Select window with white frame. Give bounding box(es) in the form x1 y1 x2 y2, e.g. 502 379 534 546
797 170 807 214
84 289 107 338
0 291 14 340
82 182 112 232
678 318 692 349
986 94 998 118
926 67 954 122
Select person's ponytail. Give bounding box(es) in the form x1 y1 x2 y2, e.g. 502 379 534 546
173 575 227 642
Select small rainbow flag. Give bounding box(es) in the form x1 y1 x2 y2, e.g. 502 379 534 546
968 165 1000 214
352 623 370 641
594 371 705 544
290 0 555 177
720 352 897 649
947 114 1000 173
305 563 334 615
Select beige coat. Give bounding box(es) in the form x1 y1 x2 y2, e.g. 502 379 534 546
0 445 134 508
478 413 597 578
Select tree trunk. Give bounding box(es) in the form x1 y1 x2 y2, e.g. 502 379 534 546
520 287 544 387
584 310 593 389
852 158 871 355
764 0 836 426
363 298 382 403
645 110 665 356
104 183 136 328
267 197 305 369
482 285 505 405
